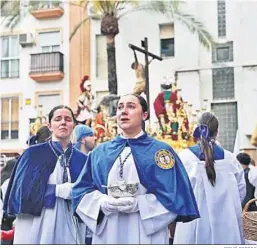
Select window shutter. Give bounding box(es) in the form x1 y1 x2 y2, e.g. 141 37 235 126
11 97 19 130
160 24 174 39
39 31 61 47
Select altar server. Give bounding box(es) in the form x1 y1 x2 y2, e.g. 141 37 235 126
3 105 87 244
72 94 199 244
174 112 246 244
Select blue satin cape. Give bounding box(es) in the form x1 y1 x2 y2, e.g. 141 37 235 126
3 141 88 216
72 133 200 222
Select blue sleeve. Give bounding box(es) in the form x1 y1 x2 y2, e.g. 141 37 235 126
72 153 98 216
3 149 31 215
44 184 56 208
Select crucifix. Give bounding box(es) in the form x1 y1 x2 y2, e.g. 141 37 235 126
129 37 162 118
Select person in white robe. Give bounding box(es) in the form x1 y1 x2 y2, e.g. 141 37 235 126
3 105 87 244
247 158 257 244
248 159 257 203
174 112 246 245
72 94 200 244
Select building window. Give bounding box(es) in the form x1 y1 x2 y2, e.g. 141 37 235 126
217 0 226 37
38 31 61 52
1 97 19 140
160 24 174 57
0 36 20 78
211 102 237 152
41 45 60 53
96 35 107 79
37 93 62 117
212 41 233 63
212 67 234 100
217 47 229 60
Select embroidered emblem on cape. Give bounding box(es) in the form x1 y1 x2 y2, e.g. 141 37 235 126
155 149 175 169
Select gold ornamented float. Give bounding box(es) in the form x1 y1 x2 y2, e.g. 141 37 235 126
90 75 210 152
150 77 200 152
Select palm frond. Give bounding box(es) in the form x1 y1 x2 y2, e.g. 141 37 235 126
83 1 89 12
97 0 138 17
1 0 9 9
119 0 214 50
93 1 106 13
173 10 214 50
69 16 91 40
2 0 21 30
117 1 161 19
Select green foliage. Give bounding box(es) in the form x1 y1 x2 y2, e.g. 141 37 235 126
120 0 214 50
1 0 21 30
1 0 214 49
69 16 90 41
29 0 61 11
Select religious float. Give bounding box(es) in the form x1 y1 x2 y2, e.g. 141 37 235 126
151 78 199 152
89 76 209 152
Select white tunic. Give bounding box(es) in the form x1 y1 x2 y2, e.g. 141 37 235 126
174 148 246 244
1 178 10 200
248 165 257 203
76 138 177 244
13 159 86 244
0 178 10 224
246 165 257 244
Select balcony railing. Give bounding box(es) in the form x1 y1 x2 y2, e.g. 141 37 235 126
29 52 64 82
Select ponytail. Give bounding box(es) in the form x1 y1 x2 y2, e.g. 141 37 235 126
200 138 216 186
193 119 218 187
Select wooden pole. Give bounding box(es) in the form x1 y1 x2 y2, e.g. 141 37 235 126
129 38 162 119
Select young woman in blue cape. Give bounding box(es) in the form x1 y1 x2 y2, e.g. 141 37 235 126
72 94 200 244
173 112 246 244
3 105 88 244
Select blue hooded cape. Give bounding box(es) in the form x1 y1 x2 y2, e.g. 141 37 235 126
72 133 200 222
3 141 88 216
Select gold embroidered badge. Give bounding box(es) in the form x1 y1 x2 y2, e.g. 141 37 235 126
155 149 175 169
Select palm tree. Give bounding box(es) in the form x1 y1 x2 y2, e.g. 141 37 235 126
71 0 214 95
1 0 21 29
2 0 214 95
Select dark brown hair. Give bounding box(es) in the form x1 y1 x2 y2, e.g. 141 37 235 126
118 94 149 122
119 94 149 113
48 105 76 123
236 153 251 166
199 112 219 186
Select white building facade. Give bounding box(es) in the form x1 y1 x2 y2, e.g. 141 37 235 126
90 0 257 153
0 1 70 154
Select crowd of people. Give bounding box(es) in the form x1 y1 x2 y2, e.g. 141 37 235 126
1 94 256 245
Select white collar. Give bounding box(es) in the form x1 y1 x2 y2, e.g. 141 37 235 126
120 130 144 139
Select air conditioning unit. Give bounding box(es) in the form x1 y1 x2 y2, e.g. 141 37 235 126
19 33 34 47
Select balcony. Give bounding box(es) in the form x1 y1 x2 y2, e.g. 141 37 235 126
30 1 64 19
29 52 64 82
